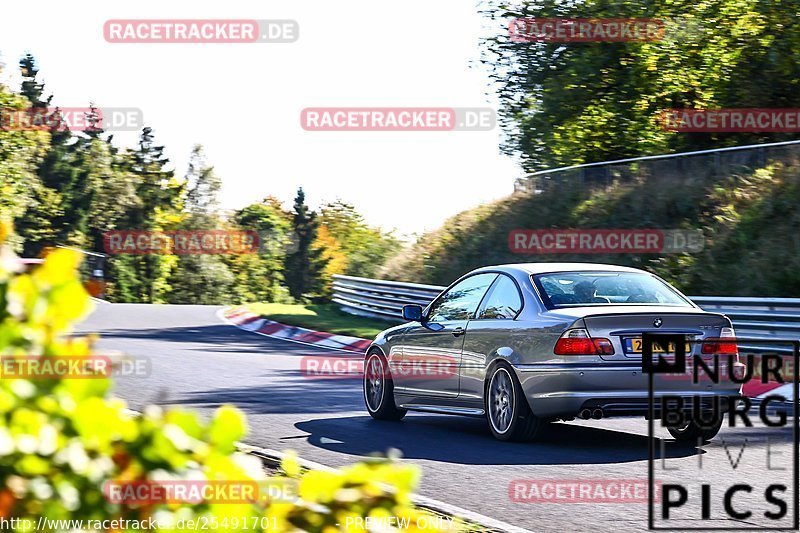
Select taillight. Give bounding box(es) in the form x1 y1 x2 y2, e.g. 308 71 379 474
701 326 738 355
554 329 615 356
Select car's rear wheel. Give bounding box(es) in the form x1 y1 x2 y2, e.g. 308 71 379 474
485 362 543 441
667 413 724 442
364 351 406 421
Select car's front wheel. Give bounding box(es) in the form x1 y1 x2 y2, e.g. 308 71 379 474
485 362 543 441
364 351 406 421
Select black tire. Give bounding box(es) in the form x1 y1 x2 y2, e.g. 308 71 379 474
667 413 724 443
485 362 543 441
364 351 406 421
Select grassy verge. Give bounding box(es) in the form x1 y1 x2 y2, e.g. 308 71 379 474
244 303 399 339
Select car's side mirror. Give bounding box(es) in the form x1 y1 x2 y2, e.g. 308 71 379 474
402 304 424 322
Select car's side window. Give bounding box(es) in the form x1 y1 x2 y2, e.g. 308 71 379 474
427 273 497 322
476 274 523 319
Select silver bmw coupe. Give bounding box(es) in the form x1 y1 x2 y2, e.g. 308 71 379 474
363 263 741 442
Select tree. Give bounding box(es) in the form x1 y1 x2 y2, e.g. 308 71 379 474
227 197 293 304
13 57 125 257
18 53 49 108
314 224 348 297
128 126 181 229
0 63 52 254
81 139 140 247
481 0 800 170
317 201 399 278
116 127 183 303
283 188 327 301
167 145 233 304
183 144 221 225
10 54 68 256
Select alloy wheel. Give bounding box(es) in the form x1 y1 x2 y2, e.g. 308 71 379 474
365 355 385 412
489 367 514 434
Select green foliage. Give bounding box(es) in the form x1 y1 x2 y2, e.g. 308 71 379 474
5 55 395 306
167 146 234 304
382 155 800 296
271 454 438 532
226 198 293 305
19 54 50 109
167 254 235 305
0 70 50 235
318 202 399 279
0 236 258 529
183 145 221 224
483 0 800 170
0 223 448 531
284 188 328 302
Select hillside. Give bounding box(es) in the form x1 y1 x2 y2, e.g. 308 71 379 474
381 146 800 296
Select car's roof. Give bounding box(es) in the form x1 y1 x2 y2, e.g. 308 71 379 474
472 263 647 276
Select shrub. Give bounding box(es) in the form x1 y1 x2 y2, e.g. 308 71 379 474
0 220 447 532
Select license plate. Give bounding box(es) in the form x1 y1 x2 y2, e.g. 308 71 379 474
625 338 691 354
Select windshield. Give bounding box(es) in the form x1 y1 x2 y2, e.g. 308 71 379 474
533 271 692 308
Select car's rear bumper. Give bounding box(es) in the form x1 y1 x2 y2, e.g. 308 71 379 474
513 362 742 418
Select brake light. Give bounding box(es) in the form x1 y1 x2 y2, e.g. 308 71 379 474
701 326 738 355
554 329 615 356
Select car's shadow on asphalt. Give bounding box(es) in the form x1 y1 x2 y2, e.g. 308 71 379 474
293 415 702 465
167 368 706 464
168 368 365 414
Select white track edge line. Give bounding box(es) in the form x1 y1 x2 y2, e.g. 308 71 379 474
239 443 533 533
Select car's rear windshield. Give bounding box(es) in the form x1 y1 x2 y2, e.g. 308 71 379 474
532 271 692 308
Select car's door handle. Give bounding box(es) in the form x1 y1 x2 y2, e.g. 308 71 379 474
452 327 465 337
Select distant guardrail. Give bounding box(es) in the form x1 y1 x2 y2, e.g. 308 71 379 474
332 274 800 350
689 297 800 352
514 139 800 195
332 275 444 319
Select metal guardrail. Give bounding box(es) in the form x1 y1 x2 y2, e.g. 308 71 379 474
514 139 800 195
690 297 800 352
332 275 800 349
522 139 800 178
332 275 444 319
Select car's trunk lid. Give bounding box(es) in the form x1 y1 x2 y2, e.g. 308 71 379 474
578 309 730 360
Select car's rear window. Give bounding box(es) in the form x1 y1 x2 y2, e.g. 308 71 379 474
532 271 692 308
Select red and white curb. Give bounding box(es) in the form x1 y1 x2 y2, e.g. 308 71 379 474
220 306 371 354
752 383 794 401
